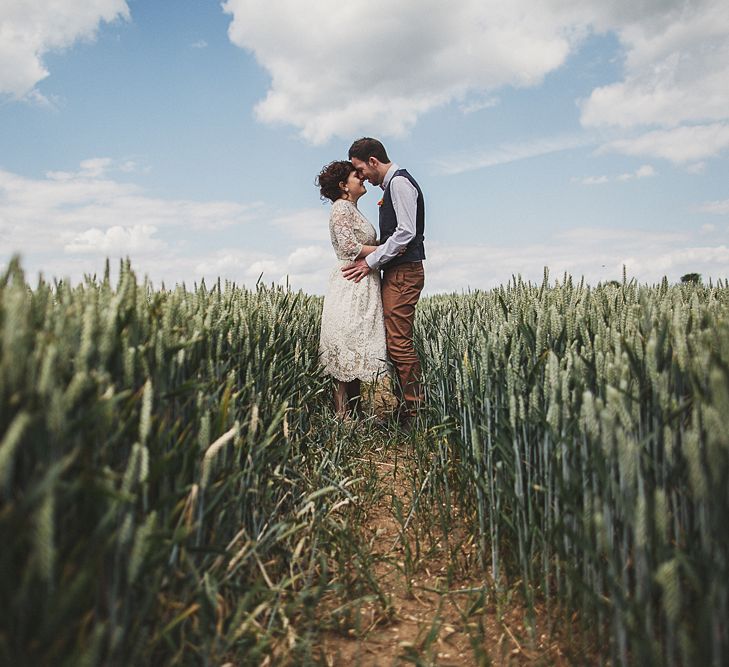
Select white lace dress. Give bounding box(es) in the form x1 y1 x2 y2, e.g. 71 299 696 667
319 199 389 382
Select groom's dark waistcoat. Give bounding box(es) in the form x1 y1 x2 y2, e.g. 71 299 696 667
379 169 426 269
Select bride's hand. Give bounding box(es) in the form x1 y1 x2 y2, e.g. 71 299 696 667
341 259 371 283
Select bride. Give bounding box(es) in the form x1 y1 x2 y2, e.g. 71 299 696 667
316 160 388 416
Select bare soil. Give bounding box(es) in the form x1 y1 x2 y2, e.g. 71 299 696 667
315 438 591 666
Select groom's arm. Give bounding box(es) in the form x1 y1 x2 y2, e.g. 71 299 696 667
342 176 418 283
365 177 418 270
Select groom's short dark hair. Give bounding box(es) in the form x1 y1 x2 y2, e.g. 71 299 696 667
348 137 390 164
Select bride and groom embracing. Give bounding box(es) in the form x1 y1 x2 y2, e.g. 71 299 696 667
316 137 426 426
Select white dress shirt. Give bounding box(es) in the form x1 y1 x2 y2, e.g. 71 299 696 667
365 163 419 271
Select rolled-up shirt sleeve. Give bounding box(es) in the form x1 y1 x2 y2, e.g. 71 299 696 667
365 176 418 270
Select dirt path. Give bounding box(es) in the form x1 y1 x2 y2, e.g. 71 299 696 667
316 438 576 666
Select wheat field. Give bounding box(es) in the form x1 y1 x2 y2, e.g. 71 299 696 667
1 258 727 665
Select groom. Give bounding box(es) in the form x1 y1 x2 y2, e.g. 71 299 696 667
342 137 426 423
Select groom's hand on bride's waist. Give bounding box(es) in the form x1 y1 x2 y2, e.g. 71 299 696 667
341 259 371 283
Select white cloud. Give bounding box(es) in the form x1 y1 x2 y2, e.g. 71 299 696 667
23 229 729 295
0 159 262 247
222 0 729 153
0 0 130 98
435 134 593 175
575 175 610 186
459 96 500 115
425 229 729 293
193 251 279 282
222 0 581 143
186 227 729 294
599 123 729 163
190 246 333 294
23 87 60 109
634 164 656 178
286 245 330 272
575 163 656 185
0 159 264 266
686 162 707 174
578 1 729 163
699 199 729 214
558 227 685 244
5 196 725 299
580 0 729 130
78 157 114 178
64 224 164 254
4 158 727 294
191 39 208 49
270 208 330 242
119 160 138 173
0 160 336 293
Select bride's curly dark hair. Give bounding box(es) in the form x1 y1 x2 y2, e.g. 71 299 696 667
316 160 354 203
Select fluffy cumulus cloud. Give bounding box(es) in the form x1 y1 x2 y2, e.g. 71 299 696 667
4 160 728 292
0 159 262 238
107 234 729 293
191 245 333 293
578 0 729 163
0 159 265 281
599 123 729 164
0 0 130 98
271 208 330 242
0 159 336 292
222 0 578 144
64 225 164 254
223 0 729 165
579 0 729 129
426 229 729 293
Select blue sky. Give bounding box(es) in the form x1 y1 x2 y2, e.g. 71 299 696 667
1 0 728 293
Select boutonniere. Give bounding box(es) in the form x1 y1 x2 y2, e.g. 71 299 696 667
377 198 384 207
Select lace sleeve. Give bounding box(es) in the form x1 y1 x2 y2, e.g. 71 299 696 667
330 204 363 261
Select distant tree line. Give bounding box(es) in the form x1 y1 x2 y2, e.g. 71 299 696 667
680 272 701 284
599 273 703 287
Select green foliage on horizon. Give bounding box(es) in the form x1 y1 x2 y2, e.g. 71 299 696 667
681 272 702 284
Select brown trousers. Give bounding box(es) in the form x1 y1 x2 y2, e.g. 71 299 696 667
381 261 425 413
